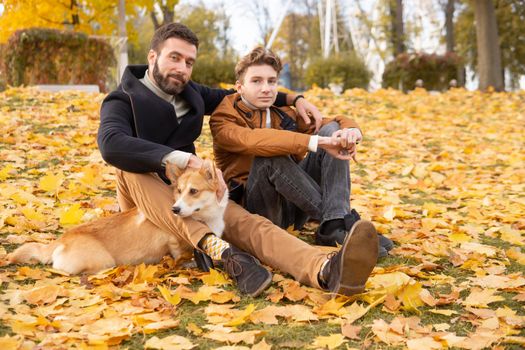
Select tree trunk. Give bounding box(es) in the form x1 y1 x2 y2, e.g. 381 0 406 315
474 0 504 91
445 0 455 52
390 0 405 56
150 11 160 30
162 6 174 25
118 0 128 83
69 0 80 26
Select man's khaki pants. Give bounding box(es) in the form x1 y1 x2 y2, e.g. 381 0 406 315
116 169 327 288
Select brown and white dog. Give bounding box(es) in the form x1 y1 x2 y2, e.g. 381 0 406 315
168 160 228 238
6 161 228 274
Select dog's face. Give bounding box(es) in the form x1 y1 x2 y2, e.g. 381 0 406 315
166 161 220 217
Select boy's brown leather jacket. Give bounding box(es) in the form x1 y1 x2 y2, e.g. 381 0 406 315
210 93 361 186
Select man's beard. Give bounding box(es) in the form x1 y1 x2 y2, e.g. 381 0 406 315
152 59 188 95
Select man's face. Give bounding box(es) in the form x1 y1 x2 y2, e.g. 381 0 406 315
148 37 197 95
236 65 278 109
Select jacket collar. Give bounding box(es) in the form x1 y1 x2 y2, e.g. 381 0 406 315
118 65 203 148
121 65 202 117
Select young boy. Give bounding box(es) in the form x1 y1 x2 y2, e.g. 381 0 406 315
210 47 393 256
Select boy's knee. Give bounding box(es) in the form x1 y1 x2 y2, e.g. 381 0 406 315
318 121 340 137
253 156 293 169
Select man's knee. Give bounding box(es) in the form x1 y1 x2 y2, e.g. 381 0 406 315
318 121 340 137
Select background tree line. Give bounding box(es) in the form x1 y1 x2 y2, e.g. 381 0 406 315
0 0 523 92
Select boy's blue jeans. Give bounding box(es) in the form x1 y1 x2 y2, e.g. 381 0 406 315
245 122 352 230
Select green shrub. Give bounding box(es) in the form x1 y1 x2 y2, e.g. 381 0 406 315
305 53 371 90
382 52 463 91
4 28 115 92
190 54 236 87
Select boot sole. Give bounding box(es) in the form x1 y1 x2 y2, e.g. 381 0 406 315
248 271 273 298
331 220 378 297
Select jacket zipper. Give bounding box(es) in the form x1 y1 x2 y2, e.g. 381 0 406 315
122 87 140 137
259 110 263 128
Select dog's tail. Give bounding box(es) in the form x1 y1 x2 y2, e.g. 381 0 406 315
7 241 60 265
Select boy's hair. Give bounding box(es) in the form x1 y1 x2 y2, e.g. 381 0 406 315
235 47 282 81
150 23 199 53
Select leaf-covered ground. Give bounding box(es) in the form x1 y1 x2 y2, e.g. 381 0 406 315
0 86 523 349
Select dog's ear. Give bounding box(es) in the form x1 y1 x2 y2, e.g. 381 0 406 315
165 162 184 185
200 159 216 182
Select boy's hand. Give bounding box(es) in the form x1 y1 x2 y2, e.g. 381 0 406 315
332 128 362 148
332 128 361 162
294 98 322 132
317 136 354 161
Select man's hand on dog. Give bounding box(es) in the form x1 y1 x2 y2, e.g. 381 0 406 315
186 155 204 169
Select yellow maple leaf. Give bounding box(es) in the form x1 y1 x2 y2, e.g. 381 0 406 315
398 282 425 313
73 133 94 145
225 303 256 327
252 338 272 350
463 288 505 308
133 263 159 283
203 326 264 344
282 280 308 302
250 305 283 325
144 335 195 350
39 172 64 193
21 206 45 222
506 248 525 265
24 285 61 305
422 202 446 217
0 164 15 181
499 226 523 246
311 334 346 350
201 268 230 286
406 336 442 350
342 301 373 324
143 319 181 334
158 285 181 307
210 290 239 304
448 231 471 244
313 298 347 317
0 335 23 348
186 322 203 336
429 309 457 316
59 203 85 226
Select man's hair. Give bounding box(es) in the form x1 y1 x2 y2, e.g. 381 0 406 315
235 47 282 81
150 23 199 52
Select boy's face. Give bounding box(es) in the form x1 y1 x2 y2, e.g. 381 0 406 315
236 64 278 109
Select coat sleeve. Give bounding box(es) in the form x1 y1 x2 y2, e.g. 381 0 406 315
97 92 174 173
210 109 311 157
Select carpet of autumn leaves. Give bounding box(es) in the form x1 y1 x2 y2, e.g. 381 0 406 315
0 86 524 349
